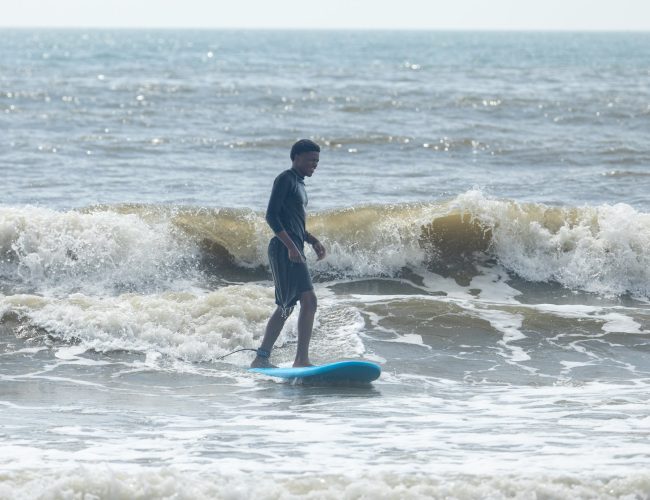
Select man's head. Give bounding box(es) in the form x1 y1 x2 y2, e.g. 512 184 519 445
290 139 320 178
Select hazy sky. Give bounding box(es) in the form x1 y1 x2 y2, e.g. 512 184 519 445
2 0 649 30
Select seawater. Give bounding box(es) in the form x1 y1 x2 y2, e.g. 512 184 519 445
1 30 650 499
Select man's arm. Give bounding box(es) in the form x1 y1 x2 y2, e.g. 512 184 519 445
265 174 289 234
277 230 305 263
266 174 304 263
305 231 326 261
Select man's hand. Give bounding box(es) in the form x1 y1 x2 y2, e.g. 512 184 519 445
276 230 306 263
311 240 326 261
288 246 306 263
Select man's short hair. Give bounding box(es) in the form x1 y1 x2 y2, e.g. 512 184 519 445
290 139 320 161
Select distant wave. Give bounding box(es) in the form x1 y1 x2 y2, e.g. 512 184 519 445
1 190 649 297
602 169 650 178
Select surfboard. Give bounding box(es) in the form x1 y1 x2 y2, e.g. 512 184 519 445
249 360 381 383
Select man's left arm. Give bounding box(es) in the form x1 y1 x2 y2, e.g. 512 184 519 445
305 231 326 261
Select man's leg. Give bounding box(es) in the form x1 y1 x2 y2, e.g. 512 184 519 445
294 290 317 367
250 306 290 368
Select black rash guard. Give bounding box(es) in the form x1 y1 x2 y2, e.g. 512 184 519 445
265 168 308 247
265 168 313 315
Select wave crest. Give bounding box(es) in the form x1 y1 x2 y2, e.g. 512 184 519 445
2 191 649 297
455 190 650 296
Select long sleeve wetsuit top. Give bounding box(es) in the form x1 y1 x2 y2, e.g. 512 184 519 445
265 168 308 247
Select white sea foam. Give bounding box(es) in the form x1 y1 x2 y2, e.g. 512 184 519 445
468 308 529 363
2 467 650 500
0 205 196 294
533 303 648 335
456 190 650 297
381 332 429 347
1 284 276 361
0 283 368 365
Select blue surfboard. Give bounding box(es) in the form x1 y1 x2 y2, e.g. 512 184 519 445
249 360 381 383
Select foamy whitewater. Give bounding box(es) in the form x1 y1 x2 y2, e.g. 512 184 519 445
1 30 650 499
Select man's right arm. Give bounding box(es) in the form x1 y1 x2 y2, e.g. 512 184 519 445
265 174 288 234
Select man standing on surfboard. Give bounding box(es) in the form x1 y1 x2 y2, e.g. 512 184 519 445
251 139 326 368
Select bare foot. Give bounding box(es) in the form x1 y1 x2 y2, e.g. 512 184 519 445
292 360 314 368
250 356 277 369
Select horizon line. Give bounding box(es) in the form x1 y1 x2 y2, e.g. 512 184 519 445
1 26 649 33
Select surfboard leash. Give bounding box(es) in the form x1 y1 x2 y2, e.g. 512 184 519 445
216 348 260 360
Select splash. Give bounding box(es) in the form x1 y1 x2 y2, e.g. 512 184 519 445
0 206 197 295
0 284 275 362
455 190 650 297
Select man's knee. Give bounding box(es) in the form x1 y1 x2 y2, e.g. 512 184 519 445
274 306 293 321
300 291 317 312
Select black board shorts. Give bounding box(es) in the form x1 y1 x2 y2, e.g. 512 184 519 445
268 237 313 316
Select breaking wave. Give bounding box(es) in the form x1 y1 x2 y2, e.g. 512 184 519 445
1 190 649 297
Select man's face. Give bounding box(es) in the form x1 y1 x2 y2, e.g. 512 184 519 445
293 151 319 177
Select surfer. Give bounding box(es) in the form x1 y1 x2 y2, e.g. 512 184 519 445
251 139 326 369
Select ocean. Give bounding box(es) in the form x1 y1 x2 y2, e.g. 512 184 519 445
1 29 650 499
